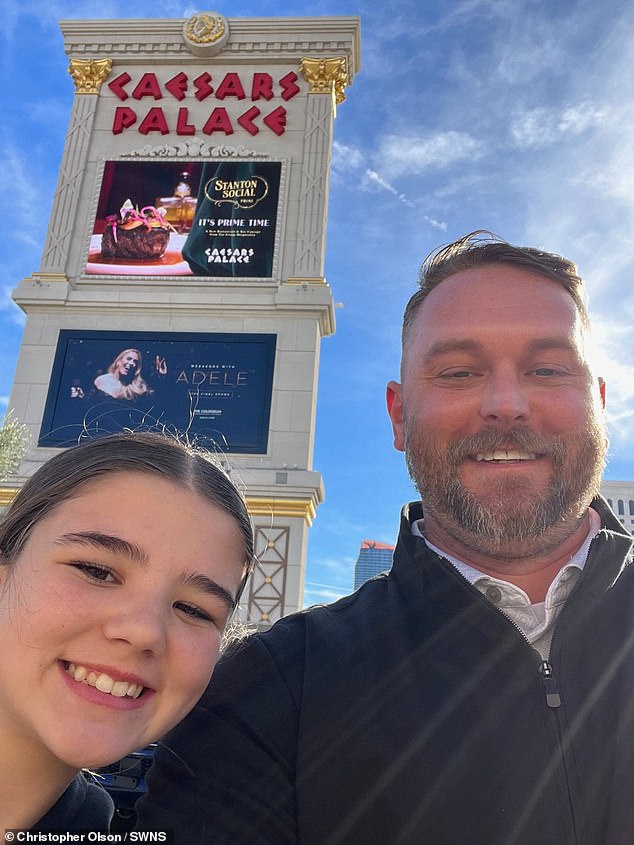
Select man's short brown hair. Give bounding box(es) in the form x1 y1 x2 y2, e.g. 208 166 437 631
402 230 589 347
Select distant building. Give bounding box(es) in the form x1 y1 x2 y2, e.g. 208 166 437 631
601 481 634 534
354 540 395 590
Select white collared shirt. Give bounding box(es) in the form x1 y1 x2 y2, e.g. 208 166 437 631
411 509 601 659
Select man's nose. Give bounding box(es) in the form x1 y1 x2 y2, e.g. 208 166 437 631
479 370 531 424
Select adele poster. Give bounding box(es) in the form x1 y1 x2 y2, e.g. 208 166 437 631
39 330 276 452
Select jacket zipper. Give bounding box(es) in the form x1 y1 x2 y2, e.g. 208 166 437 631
442 533 603 709
433 526 611 845
539 531 602 707
493 604 563 708
489 531 603 708
539 659 561 708
509 539 602 709
443 561 557 703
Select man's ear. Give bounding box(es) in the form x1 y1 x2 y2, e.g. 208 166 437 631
598 376 606 409
386 381 405 452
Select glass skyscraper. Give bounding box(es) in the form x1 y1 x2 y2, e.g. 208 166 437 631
353 540 395 590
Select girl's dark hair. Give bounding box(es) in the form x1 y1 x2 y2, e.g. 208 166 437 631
0 431 254 604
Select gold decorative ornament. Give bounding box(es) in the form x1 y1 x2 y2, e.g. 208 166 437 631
184 13 225 44
299 56 349 105
0 488 19 507
246 496 317 526
28 273 68 283
68 58 113 94
183 12 230 56
284 277 327 286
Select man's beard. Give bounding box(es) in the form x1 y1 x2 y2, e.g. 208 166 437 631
404 420 607 559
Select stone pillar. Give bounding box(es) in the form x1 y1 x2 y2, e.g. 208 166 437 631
39 59 112 277
293 56 348 280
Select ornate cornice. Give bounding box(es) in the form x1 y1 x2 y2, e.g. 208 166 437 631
0 488 18 507
299 56 349 104
68 58 112 94
60 18 361 73
246 496 317 526
25 273 68 284
120 140 270 159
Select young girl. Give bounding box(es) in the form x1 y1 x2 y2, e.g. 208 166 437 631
0 431 254 830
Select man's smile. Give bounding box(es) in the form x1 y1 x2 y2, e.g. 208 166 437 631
472 450 538 462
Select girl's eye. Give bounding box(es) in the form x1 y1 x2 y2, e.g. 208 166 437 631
174 601 215 624
70 562 116 583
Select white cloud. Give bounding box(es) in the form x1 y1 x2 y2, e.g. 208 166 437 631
332 140 365 171
362 169 414 207
510 103 613 149
424 215 448 232
0 285 25 325
303 560 356 605
378 131 483 177
331 141 418 207
303 585 349 606
0 144 43 250
319 553 354 570
406 0 515 38
364 169 396 193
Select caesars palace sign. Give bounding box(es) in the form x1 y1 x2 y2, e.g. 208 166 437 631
68 13 351 141
108 70 302 137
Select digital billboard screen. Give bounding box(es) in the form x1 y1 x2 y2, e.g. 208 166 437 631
39 330 276 452
85 160 282 278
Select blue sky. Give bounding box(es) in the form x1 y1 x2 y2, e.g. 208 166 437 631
2 0 633 605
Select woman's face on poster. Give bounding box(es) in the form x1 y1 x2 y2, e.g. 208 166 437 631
115 350 141 378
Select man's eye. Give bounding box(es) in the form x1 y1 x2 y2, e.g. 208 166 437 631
441 370 473 379
70 562 116 582
533 368 562 376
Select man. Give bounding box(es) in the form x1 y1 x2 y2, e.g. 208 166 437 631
137 232 634 844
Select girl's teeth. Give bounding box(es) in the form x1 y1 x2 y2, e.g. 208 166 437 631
112 681 130 697
95 673 114 693
65 663 143 699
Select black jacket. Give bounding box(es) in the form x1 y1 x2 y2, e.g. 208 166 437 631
33 773 113 831
138 497 634 844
